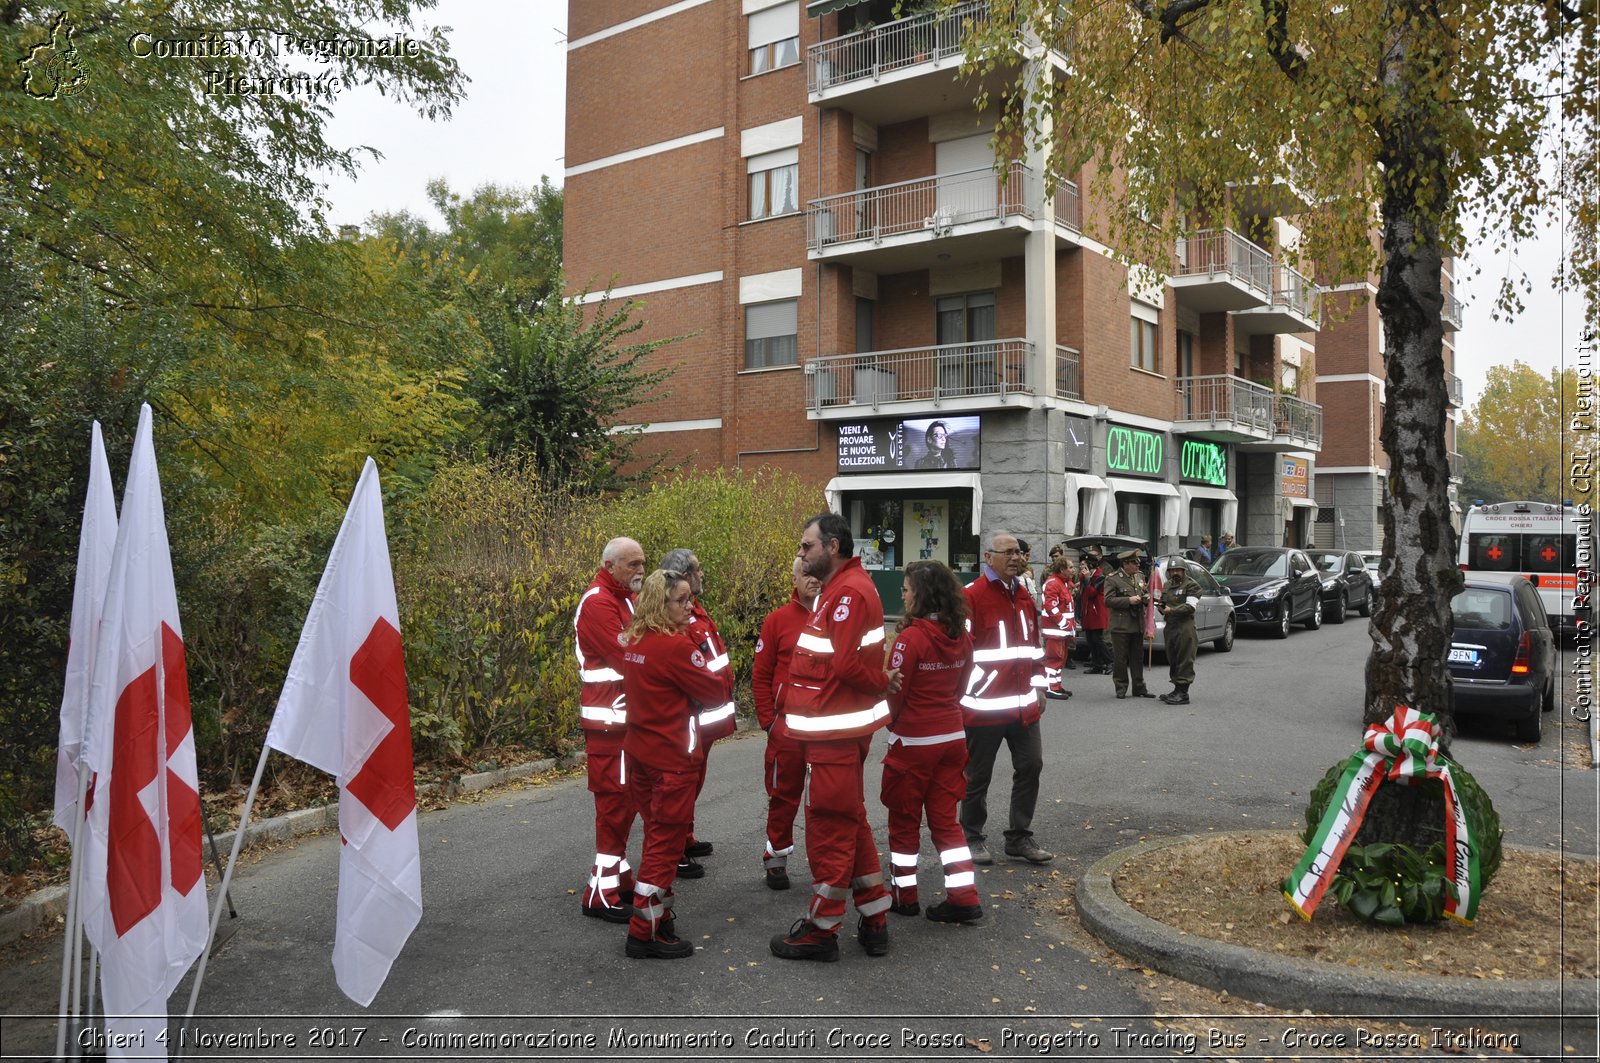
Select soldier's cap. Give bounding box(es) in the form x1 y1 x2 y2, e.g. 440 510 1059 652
1117 548 1141 562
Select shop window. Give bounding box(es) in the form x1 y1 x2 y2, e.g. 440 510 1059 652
748 2 799 74
841 490 980 573
745 299 797 368
748 149 799 220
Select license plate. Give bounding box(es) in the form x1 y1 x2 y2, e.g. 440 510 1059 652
1448 647 1478 664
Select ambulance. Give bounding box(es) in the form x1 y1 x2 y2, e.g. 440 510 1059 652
1458 500 1592 636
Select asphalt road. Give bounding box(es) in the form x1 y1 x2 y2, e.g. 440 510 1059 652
3 617 1595 1060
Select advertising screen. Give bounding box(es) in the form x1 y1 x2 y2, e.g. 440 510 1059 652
835 415 981 472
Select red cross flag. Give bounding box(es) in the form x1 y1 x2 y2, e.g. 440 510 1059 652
79 405 207 1060
54 421 118 835
266 458 421 1007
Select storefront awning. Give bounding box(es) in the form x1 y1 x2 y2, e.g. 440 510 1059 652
1285 495 1317 507
824 473 983 534
1177 484 1239 540
1105 477 1181 542
1064 473 1111 538
807 0 869 16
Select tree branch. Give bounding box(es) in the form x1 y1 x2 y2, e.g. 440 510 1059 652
1259 0 1307 80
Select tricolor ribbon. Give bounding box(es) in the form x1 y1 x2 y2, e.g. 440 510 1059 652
1283 706 1481 924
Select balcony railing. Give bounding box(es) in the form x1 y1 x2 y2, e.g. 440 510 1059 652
1448 451 1463 480
804 339 1036 411
1442 289 1463 330
1053 178 1081 233
1271 263 1318 320
806 164 1035 251
1446 371 1464 408
1175 374 1276 433
1272 393 1324 448
1055 344 1081 400
807 0 991 95
1174 228 1273 298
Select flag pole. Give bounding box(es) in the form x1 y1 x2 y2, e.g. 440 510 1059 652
175 740 272 1058
55 764 93 1061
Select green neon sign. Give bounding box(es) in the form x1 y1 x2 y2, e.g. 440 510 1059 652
1106 426 1163 477
1180 440 1227 486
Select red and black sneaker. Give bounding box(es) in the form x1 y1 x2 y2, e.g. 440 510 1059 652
625 927 694 959
856 915 889 957
769 919 839 962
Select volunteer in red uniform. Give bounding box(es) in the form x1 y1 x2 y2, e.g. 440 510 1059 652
660 548 734 877
770 512 902 962
880 561 982 923
1040 554 1075 700
960 530 1053 867
619 570 731 959
751 556 820 891
573 537 645 922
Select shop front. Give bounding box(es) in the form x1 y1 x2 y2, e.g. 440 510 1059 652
1103 422 1178 553
824 414 985 609
1280 456 1317 547
1176 437 1237 553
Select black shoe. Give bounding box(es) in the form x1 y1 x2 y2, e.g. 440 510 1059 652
926 900 984 923
1116 692 1127 699
684 839 713 858
1132 689 1157 699
765 867 790 891
625 930 694 959
889 900 921 917
677 857 705 879
582 903 632 924
1160 690 1190 705
770 919 839 962
1004 837 1055 864
857 916 889 956
1044 687 1071 700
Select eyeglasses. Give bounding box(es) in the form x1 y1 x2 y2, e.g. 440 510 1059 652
986 548 1023 557
798 540 819 553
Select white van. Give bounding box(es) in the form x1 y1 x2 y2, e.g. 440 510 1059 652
1458 500 1592 636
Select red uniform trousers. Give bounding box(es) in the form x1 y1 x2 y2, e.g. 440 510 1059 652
582 730 637 912
802 736 890 932
762 729 806 870
625 759 696 940
687 738 716 849
880 739 979 909
1043 636 1070 693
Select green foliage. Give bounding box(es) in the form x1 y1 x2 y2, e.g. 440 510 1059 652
1458 362 1577 504
1302 757 1503 925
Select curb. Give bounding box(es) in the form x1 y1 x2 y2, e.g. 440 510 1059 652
0 749 594 949
1075 832 1595 1018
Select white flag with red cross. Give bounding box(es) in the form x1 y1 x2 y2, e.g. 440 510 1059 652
266 457 421 1007
54 420 118 835
79 405 208 1060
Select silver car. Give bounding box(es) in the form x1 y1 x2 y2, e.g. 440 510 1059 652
1149 554 1236 655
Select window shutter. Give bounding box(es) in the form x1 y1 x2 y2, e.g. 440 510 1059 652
746 300 797 339
749 2 798 48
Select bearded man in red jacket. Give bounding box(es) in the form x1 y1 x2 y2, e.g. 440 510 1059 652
751 556 821 891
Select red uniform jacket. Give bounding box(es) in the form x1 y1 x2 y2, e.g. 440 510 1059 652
753 591 810 735
885 618 972 745
621 628 729 772
961 571 1047 727
782 556 890 743
1078 567 1108 630
574 567 635 733
1041 574 1075 639
687 600 737 741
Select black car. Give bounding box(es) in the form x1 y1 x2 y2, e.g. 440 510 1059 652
1209 546 1323 637
1306 549 1374 623
1448 573 1557 742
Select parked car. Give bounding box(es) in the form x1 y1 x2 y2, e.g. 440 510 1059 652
1149 554 1235 654
1209 546 1323 637
1357 550 1383 594
1306 549 1374 623
1448 572 1557 742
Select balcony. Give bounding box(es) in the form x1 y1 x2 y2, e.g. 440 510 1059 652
1232 263 1320 335
803 339 1039 418
807 1 1005 125
1442 289 1463 331
1055 344 1082 401
1169 229 1273 312
1174 374 1322 451
806 164 1036 271
1448 450 1463 482
1052 178 1083 245
1446 371 1464 408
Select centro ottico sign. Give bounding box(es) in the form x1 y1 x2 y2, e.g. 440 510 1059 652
1179 440 1228 487
1106 426 1164 477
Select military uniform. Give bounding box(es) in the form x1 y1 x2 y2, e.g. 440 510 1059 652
1158 568 1198 704
1102 552 1154 698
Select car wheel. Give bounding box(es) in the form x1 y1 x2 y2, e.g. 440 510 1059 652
1515 699 1543 742
1543 676 1556 712
1215 615 1235 653
1304 595 1323 630
1358 587 1373 618
1329 591 1347 624
1275 604 1292 639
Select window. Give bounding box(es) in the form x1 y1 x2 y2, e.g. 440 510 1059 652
1177 329 1195 378
748 149 798 220
748 2 799 74
745 299 797 369
1130 316 1158 372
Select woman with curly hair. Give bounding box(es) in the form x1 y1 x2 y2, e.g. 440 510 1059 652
619 570 730 959
879 561 982 923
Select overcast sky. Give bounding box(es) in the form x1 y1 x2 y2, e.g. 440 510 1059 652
317 0 1589 410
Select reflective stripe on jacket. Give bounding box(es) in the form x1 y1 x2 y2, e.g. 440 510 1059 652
961 572 1046 727
782 557 890 741
574 568 634 733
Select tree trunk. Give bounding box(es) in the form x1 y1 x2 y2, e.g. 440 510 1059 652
1359 0 1464 843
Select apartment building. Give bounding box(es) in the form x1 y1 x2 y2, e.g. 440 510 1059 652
563 0 1460 596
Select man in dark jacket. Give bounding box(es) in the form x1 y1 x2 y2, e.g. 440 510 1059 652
1102 549 1155 700
1157 564 1198 704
